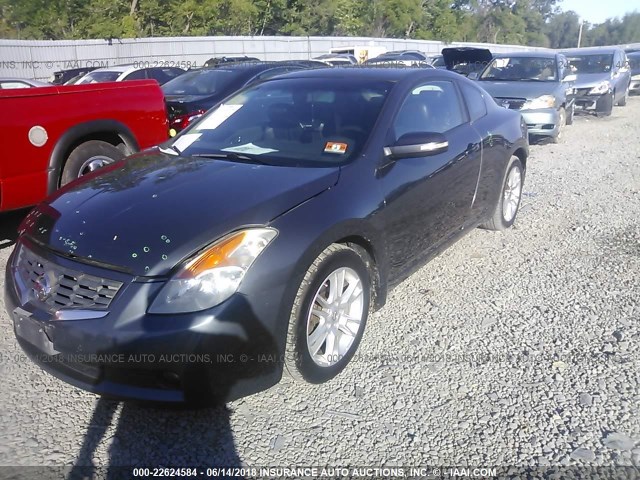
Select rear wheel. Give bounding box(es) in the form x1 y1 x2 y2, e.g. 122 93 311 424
481 156 524 231
285 244 371 384
61 140 125 186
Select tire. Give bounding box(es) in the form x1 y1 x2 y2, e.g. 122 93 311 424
596 92 614 117
617 88 628 106
60 140 125 186
480 156 524 231
284 244 371 384
565 103 574 126
551 107 566 144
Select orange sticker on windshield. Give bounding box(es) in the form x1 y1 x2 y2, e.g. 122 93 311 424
324 142 348 154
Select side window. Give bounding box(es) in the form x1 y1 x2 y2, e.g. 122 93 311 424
393 80 465 139
124 69 147 81
460 83 487 122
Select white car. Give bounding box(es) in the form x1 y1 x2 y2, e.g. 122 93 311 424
0 78 50 89
75 64 185 85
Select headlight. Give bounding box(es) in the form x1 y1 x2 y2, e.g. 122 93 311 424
588 81 611 95
149 228 278 314
632 74 640 80
522 95 556 110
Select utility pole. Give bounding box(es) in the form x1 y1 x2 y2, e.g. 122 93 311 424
577 19 584 48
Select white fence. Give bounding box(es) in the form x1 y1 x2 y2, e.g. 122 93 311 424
0 36 547 81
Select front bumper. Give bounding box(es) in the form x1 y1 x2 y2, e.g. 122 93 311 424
574 92 610 112
5 238 283 403
521 108 560 138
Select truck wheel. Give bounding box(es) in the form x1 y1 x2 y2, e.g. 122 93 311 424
60 140 124 186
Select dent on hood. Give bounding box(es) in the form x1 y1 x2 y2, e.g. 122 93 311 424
20 152 340 276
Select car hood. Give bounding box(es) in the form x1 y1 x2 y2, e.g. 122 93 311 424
573 72 612 89
477 81 559 99
23 151 340 277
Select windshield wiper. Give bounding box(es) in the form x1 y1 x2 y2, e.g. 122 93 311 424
482 77 516 81
190 151 274 165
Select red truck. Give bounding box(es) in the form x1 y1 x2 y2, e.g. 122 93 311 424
0 80 168 212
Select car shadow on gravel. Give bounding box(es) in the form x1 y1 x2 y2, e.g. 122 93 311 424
0 208 29 250
68 398 242 479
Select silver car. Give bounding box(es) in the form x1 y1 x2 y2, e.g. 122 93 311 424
560 46 631 116
628 52 640 95
471 52 576 143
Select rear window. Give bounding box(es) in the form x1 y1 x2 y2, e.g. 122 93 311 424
76 71 121 84
162 69 245 96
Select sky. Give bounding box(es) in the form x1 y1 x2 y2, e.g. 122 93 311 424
559 0 639 24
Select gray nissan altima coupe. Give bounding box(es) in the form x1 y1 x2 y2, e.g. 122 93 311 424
6 68 529 404
471 51 577 143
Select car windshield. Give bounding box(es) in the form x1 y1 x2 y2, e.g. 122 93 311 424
76 71 122 84
480 57 558 81
165 77 393 167
162 68 245 96
431 56 446 67
566 54 614 74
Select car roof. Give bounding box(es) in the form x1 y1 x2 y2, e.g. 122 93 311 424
0 77 49 86
561 47 621 55
264 66 464 82
493 51 558 59
197 61 311 73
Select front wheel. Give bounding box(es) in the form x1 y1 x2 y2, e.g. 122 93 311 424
566 103 575 125
60 140 125 186
596 92 614 117
617 88 628 106
284 244 371 384
481 156 524 231
551 107 566 144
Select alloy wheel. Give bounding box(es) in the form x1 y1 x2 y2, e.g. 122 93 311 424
502 165 522 223
306 267 364 367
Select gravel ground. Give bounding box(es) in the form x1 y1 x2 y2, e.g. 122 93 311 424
0 99 638 475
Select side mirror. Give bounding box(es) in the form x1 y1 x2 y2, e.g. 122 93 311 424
563 74 577 82
384 132 448 159
468 72 479 80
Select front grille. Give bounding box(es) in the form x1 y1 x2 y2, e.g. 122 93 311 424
14 245 122 312
495 97 526 110
575 88 592 96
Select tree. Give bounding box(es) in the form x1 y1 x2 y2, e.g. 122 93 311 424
544 10 580 48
